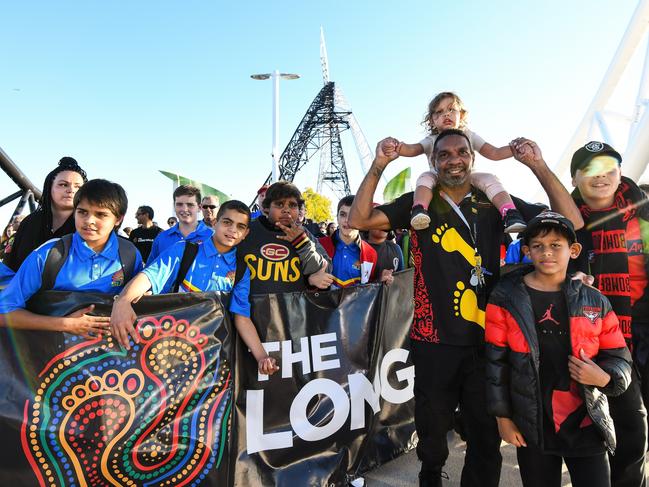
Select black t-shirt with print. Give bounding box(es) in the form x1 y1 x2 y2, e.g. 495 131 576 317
379 189 544 346
129 225 163 262
237 216 308 295
369 240 403 276
527 286 605 456
5 210 76 272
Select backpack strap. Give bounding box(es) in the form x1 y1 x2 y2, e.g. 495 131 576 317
116 236 137 284
37 233 137 293
39 234 73 292
233 250 247 287
172 242 199 293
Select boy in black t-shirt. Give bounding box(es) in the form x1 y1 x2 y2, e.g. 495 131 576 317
237 181 331 294
486 212 632 487
363 228 404 284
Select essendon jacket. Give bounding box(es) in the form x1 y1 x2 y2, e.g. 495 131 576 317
485 268 631 452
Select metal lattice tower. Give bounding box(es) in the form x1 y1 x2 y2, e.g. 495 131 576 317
283 81 352 195
254 81 352 198
251 29 375 207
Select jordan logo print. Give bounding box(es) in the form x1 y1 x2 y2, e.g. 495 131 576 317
539 304 560 325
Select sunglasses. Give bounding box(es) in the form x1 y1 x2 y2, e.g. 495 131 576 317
202 205 217 210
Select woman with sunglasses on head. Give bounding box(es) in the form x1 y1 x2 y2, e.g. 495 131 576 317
4 157 87 272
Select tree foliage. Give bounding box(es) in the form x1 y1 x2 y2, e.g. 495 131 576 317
302 187 332 222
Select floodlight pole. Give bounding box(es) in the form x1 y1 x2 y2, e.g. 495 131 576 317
251 70 300 183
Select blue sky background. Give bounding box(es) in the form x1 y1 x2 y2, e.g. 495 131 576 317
0 0 642 228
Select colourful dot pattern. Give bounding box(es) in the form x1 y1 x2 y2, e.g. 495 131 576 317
21 314 232 487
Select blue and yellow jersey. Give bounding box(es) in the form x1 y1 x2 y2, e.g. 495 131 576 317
331 238 362 288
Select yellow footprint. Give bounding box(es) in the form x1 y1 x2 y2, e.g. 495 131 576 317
431 224 476 266
453 281 485 328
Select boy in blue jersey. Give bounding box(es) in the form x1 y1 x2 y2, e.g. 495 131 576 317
0 262 14 290
110 200 279 376
146 185 214 264
319 195 379 289
0 179 143 337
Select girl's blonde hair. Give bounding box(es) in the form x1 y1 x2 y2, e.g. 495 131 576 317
422 92 468 135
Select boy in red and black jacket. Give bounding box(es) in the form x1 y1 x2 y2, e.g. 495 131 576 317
485 211 631 487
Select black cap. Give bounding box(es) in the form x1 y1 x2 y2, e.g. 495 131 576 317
522 210 577 244
570 141 621 177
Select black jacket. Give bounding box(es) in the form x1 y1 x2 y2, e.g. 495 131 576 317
5 210 75 272
485 268 632 452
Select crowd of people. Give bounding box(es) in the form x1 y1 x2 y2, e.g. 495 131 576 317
0 90 649 487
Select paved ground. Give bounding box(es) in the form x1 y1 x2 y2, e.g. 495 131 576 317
363 431 572 486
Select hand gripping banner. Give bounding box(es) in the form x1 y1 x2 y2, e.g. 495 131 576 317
0 270 415 486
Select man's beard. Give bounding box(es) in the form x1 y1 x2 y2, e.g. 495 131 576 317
438 170 470 187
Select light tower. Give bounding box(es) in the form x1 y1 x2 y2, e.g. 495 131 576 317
250 29 375 206
250 71 300 183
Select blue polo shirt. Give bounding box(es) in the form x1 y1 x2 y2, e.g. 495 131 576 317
147 221 214 265
505 238 532 264
143 238 251 317
331 233 361 288
0 262 14 290
0 232 143 313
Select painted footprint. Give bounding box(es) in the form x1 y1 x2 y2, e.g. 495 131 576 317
431 224 476 266
453 281 485 328
23 310 232 487
128 314 226 476
59 369 144 487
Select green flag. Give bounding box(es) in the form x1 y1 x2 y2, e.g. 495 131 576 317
159 170 230 204
382 167 411 202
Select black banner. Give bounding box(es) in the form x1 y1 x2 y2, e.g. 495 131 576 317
0 270 415 486
0 291 233 487
232 270 415 486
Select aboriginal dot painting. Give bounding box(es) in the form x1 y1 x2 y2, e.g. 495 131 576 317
21 314 232 486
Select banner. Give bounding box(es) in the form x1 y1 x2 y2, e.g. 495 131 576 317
0 292 233 487
232 270 415 486
0 270 416 486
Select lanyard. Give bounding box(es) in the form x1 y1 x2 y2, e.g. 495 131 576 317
439 191 485 288
439 191 477 245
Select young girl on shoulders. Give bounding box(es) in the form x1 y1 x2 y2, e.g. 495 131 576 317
385 91 526 232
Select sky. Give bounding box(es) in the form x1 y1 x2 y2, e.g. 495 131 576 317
0 0 644 229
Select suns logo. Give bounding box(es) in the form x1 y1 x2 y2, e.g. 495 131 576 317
582 306 601 324
261 243 290 261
